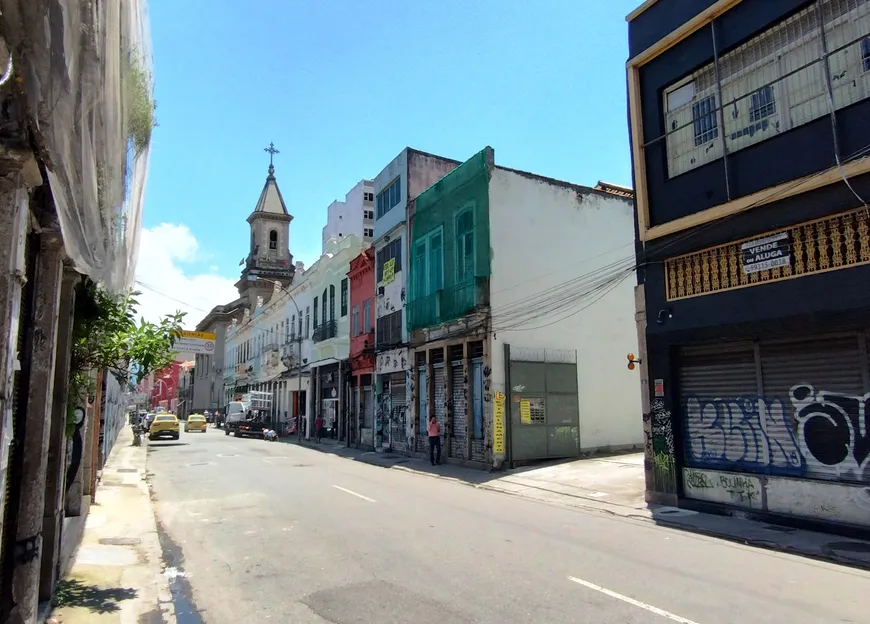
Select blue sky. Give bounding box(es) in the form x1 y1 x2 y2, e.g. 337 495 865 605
136 0 640 324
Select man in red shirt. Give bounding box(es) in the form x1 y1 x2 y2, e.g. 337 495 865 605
315 415 324 443
427 415 441 465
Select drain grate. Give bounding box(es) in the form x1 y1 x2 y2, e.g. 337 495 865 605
186 462 211 467
763 525 797 534
117 468 138 473
99 537 142 546
102 482 138 488
827 541 870 553
658 510 681 515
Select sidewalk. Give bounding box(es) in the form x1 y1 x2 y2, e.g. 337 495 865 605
287 436 870 571
46 426 174 624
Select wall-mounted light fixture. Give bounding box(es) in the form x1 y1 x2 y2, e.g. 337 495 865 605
656 308 673 325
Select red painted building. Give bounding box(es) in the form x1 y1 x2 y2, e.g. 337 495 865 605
347 249 375 448
149 361 182 411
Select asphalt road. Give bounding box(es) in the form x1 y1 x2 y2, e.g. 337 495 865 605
147 428 870 624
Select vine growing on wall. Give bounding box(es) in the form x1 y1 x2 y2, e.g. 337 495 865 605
67 278 184 435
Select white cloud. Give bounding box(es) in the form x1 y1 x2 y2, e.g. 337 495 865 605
134 223 238 327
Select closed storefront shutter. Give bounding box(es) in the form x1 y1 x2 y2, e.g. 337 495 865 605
389 373 407 451
680 333 869 486
433 366 447 433
680 342 759 473
759 334 865 483
363 386 373 429
451 364 467 458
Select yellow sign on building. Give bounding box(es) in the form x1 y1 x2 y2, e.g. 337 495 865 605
180 330 217 341
493 392 506 455
382 258 396 285
520 400 531 424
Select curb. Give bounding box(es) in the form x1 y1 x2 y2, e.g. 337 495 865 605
651 517 870 572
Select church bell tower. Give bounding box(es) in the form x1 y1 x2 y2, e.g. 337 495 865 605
236 142 296 304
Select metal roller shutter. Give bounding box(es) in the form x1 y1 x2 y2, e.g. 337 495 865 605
433 366 446 432
759 334 865 483
680 342 759 472
389 374 407 450
451 365 467 458
681 333 869 484
363 386 373 428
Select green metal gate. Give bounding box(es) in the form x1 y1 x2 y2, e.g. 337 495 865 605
508 347 580 462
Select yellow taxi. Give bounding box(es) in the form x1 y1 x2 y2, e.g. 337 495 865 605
185 414 207 433
148 414 180 441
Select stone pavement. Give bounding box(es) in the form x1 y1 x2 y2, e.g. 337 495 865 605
46 425 174 624
287 436 870 572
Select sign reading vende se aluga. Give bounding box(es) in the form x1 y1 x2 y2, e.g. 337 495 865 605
741 231 791 275
174 330 217 355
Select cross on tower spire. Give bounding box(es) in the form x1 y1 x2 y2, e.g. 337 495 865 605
263 142 280 176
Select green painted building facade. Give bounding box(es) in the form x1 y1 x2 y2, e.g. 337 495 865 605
407 148 492 331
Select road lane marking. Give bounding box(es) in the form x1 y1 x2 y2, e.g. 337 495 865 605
332 485 376 503
567 577 700 624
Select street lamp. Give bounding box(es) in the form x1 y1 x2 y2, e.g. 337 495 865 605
255 278 304 442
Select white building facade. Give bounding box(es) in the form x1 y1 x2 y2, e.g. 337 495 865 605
304 235 364 442
322 180 375 253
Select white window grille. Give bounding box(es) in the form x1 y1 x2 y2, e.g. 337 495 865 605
662 0 870 178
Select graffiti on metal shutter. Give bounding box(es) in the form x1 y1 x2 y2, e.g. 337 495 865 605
685 383 870 483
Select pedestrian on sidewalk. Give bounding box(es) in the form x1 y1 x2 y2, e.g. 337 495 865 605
428 415 441 466
315 415 324 443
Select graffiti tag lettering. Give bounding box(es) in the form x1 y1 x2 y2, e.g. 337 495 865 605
685 395 802 474
791 384 870 482
685 385 870 484
685 469 714 489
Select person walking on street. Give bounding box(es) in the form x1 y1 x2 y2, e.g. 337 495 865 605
427 415 441 466
315 415 324 443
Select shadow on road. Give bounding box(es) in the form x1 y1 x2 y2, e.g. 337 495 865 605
51 579 137 613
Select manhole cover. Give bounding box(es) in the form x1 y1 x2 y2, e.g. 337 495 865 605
828 541 870 553
99 537 142 546
117 468 138 473
186 462 212 467
217 454 238 458
763 525 797 533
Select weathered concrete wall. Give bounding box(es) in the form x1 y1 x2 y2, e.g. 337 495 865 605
683 466 870 528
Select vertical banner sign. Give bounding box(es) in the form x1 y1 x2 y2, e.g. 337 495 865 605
493 391 506 454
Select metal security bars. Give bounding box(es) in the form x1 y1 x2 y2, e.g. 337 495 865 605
659 0 870 180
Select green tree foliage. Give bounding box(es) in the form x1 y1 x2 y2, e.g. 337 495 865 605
67 278 184 435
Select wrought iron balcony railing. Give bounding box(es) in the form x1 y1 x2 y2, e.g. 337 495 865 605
312 319 338 343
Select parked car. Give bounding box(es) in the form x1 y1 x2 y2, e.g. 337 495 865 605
185 414 207 433
149 414 180 441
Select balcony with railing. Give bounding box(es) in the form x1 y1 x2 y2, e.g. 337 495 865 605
408 278 482 331
312 319 338 343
